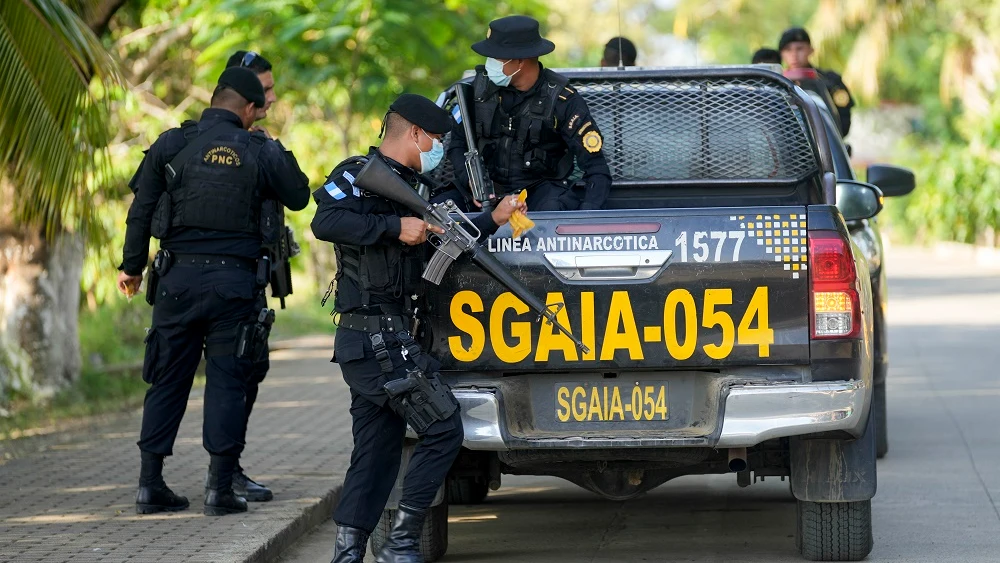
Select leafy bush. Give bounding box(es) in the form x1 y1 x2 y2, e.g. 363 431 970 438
884 101 1000 246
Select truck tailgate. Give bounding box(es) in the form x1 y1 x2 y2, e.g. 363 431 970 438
423 206 811 372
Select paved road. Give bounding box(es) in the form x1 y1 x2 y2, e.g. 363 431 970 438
279 246 1000 563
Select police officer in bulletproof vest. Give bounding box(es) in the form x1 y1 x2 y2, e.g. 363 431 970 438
215 49 282 504
779 27 855 136
116 67 310 516
447 15 612 211
311 94 526 563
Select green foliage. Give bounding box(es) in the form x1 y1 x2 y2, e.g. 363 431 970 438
884 100 1000 246
78 295 152 368
670 0 818 66
0 0 123 236
185 0 547 157
80 0 549 306
0 367 149 440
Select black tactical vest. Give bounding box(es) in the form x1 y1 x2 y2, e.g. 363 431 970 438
167 121 265 235
331 156 424 313
472 67 572 185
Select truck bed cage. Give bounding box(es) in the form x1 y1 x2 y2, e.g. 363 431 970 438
439 67 834 191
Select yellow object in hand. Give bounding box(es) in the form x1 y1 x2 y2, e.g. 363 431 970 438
510 190 535 238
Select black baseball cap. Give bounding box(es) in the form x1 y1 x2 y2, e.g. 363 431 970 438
779 27 811 51
388 93 453 135
217 67 266 108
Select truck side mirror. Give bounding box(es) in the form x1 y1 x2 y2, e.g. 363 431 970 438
866 164 915 197
836 181 884 221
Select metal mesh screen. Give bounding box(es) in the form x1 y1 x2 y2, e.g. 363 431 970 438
432 75 819 187
574 77 817 182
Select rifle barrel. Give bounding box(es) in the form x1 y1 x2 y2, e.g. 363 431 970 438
469 248 589 354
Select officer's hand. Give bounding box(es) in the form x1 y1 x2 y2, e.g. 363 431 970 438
399 217 444 246
117 271 143 297
250 125 273 140
489 195 528 227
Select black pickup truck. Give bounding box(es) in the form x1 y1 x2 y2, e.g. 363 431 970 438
373 66 916 562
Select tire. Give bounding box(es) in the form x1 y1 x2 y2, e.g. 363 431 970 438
797 500 873 561
447 476 489 505
370 501 449 562
874 381 888 459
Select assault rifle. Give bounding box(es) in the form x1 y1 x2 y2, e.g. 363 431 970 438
260 200 301 309
354 155 588 355
454 83 498 213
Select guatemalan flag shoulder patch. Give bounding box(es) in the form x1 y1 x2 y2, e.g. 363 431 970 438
324 170 361 200
324 181 347 200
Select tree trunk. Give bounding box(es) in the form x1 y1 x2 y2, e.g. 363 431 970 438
0 226 84 404
0 0 129 408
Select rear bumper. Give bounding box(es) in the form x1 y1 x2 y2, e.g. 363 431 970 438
453 381 869 450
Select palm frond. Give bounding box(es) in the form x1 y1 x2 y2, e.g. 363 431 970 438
0 0 122 237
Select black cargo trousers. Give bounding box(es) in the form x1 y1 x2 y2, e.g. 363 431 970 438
332 327 464 532
138 261 260 458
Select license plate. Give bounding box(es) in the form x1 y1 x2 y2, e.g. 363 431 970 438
554 382 668 423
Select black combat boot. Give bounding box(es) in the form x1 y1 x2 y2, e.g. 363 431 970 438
135 451 189 514
374 504 426 563
204 455 248 516
330 525 369 563
233 465 273 502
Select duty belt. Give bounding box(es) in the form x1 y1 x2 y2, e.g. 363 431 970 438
170 253 257 271
370 331 425 375
336 312 410 334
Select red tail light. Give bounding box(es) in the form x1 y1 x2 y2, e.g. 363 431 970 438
809 230 861 339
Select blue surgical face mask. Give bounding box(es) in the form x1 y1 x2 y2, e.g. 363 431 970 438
485 57 519 87
416 131 444 173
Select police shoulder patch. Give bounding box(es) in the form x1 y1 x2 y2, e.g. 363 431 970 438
582 130 603 153
566 113 581 132
204 146 241 167
833 88 851 107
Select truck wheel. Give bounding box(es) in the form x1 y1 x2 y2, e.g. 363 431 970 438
874 381 888 459
371 501 449 562
448 476 489 504
796 499 873 561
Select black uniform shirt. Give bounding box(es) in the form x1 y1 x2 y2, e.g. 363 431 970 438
121 109 310 276
448 65 612 210
311 149 502 312
814 67 854 136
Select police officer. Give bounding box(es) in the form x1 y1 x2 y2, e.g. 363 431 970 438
447 15 612 211
311 94 526 563
779 27 855 135
601 36 637 67
117 67 310 516
217 49 281 503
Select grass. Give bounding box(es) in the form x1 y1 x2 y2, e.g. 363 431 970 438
1 286 333 440
268 288 336 340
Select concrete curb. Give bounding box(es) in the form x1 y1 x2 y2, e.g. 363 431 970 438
245 484 342 563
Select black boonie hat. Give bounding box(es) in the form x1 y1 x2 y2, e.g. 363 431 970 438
779 27 811 51
388 93 453 135
472 15 555 59
217 67 266 108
